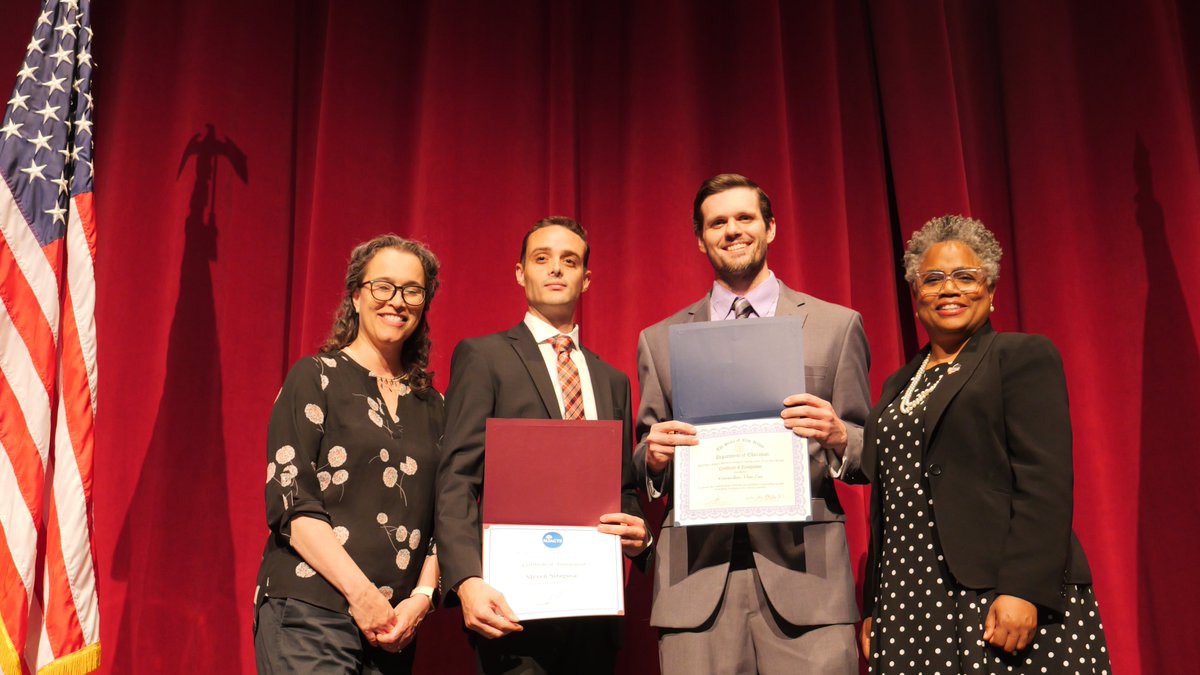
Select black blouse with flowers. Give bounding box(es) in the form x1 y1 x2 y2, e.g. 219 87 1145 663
254 351 444 614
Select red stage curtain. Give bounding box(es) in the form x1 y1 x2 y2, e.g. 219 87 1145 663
2 1 1194 672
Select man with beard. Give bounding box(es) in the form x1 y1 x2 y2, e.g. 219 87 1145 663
634 174 870 674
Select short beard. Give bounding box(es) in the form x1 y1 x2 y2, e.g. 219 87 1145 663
708 246 767 286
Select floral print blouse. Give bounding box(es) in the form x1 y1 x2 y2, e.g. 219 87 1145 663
255 351 444 614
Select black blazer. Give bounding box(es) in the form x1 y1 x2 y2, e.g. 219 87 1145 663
434 322 646 593
861 323 1091 619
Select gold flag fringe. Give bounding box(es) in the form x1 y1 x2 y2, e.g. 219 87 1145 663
37 643 101 675
1 619 20 675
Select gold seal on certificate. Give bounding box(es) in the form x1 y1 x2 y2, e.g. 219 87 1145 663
673 418 812 526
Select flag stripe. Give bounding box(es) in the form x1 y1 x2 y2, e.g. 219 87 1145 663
0 227 57 401
58 300 97 526
0 437 37 590
0 178 60 346
67 196 98 411
52 280 100 644
0 323 47 525
43 484 86 658
0 440 34 666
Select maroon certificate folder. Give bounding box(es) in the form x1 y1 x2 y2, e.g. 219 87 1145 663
482 418 622 525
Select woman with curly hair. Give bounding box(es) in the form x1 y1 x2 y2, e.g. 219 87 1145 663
254 235 444 673
859 216 1111 674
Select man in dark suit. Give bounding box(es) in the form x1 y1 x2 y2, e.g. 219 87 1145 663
436 217 651 675
634 174 871 674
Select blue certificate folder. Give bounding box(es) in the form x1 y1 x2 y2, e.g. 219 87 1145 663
668 315 805 424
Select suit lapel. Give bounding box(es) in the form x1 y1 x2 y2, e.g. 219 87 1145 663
920 323 996 455
687 294 711 323
582 349 614 420
775 282 810 325
507 323 563 420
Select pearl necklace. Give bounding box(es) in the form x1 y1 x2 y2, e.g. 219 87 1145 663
899 353 947 414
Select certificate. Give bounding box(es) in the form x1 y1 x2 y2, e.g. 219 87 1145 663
673 418 812 526
482 525 624 621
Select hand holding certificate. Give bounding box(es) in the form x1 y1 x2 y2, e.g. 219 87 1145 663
668 316 812 526
480 419 625 621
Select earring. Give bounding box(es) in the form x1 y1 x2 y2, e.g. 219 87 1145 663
990 304 995 312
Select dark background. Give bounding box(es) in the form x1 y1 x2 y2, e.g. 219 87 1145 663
4 1 1197 672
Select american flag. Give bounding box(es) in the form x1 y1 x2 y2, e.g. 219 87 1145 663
0 0 100 673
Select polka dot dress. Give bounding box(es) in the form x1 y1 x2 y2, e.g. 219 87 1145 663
868 364 1112 674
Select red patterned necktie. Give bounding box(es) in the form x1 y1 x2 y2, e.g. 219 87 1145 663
549 335 585 420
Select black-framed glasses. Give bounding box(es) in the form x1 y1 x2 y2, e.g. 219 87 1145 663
917 267 986 296
362 280 427 306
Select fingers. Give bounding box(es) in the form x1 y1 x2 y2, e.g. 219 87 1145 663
1001 631 1019 653
464 607 520 639
647 424 698 448
1015 627 1033 651
599 514 650 554
491 596 523 632
375 618 405 644
462 585 523 639
598 512 635 525
983 596 1037 653
781 415 830 441
782 393 830 409
781 402 847 449
598 514 645 535
859 617 873 657
650 420 697 436
646 422 698 473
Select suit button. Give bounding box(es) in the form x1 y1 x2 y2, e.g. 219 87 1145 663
928 464 942 477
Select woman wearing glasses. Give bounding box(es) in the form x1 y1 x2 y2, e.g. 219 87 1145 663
254 235 443 674
858 216 1110 673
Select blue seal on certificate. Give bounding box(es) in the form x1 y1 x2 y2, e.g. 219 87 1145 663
541 532 564 548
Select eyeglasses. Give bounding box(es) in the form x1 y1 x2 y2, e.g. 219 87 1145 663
917 268 987 296
362 280 427 306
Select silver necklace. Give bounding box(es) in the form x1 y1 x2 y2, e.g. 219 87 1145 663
899 353 947 414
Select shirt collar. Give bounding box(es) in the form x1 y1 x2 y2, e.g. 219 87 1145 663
709 271 780 320
523 311 581 346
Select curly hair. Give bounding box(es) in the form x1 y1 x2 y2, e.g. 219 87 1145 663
903 215 1002 288
320 235 440 391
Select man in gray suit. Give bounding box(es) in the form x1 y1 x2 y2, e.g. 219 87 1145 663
634 174 870 674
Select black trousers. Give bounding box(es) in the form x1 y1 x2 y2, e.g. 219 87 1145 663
471 616 620 675
254 597 416 674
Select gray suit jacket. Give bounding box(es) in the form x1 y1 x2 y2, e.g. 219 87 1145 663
633 282 870 628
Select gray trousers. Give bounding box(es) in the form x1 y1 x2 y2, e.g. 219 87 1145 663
658 568 857 675
254 597 416 674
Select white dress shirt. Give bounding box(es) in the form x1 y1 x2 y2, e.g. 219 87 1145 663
523 312 598 420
